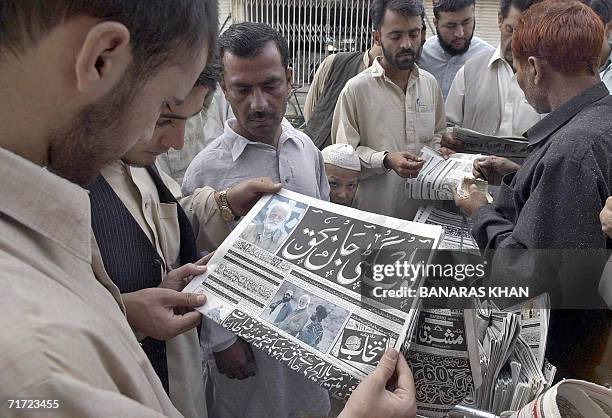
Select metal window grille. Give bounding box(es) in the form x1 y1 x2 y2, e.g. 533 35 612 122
231 0 374 86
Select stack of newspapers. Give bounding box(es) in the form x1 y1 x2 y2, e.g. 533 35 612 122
467 298 554 415
406 146 493 203
414 205 479 251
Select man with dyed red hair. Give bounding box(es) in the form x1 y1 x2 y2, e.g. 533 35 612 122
455 0 611 382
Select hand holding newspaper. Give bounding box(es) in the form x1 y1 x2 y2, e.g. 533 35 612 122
406 146 493 203
183 189 444 399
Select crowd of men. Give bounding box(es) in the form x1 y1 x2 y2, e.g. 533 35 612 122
0 0 610 417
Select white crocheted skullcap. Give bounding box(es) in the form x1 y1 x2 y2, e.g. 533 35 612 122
322 144 361 172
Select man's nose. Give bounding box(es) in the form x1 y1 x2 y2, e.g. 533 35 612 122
250 88 267 112
160 122 186 150
454 25 465 38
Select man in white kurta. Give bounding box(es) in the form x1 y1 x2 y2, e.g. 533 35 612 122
331 2 446 220
445 0 544 137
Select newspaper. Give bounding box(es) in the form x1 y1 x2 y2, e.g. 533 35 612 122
452 127 529 160
511 379 612 417
404 307 482 417
505 294 550 369
184 189 444 399
414 206 479 251
471 299 553 415
406 146 492 202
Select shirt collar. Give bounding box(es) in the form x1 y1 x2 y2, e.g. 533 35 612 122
224 118 305 162
0 147 92 261
526 82 610 148
371 56 421 81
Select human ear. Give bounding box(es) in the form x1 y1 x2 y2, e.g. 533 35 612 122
74 21 131 97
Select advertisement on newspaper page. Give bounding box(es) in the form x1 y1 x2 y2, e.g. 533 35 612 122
183 189 444 399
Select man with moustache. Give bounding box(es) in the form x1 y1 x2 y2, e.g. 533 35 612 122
0 1 217 415
331 0 447 220
444 0 544 139
181 22 331 418
419 0 494 98
455 1 611 382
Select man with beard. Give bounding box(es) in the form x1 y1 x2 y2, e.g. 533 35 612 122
89 62 284 416
181 22 331 418
444 0 544 139
278 295 312 337
0 1 217 416
455 1 611 382
419 0 494 98
268 290 294 323
331 0 446 220
241 202 291 253
305 13 428 151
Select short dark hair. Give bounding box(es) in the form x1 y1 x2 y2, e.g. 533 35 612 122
218 22 289 68
0 1 218 75
500 0 543 19
581 0 612 24
196 62 222 91
371 0 426 31
432 0 476 19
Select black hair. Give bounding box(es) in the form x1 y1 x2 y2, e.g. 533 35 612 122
196 62 222 90
0 0 218 75
315 305 328 319
432 0 476 19
371 0 426 31
581 0 612 24
218 22 289 68
499 0 543 18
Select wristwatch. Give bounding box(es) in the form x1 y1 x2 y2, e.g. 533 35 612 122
218 189 237 221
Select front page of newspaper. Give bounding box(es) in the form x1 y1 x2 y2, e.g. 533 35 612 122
184 189 444 399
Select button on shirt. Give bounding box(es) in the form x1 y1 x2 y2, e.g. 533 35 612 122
419 35 495 98
446 45 544 136
181 118 330 201
331 57 446 220
0 147 179 417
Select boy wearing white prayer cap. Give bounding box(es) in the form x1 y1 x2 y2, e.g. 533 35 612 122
322 144 361 206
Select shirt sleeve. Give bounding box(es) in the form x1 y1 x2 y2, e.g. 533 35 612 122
445 65 466 127
178 187 231 253
304 55 335 122
472 157 607 251
432 79 447 149
10 375 175 418
331 85 388 175
471 155 609 308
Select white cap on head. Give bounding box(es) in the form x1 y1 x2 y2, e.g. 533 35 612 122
322 144 361 172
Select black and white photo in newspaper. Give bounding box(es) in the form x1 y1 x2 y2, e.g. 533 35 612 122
183 189 444 399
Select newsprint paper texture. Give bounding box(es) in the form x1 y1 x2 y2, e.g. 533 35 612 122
183 189 444 399
404 308 482 417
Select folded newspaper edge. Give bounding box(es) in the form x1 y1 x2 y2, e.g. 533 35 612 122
184 188 445 399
